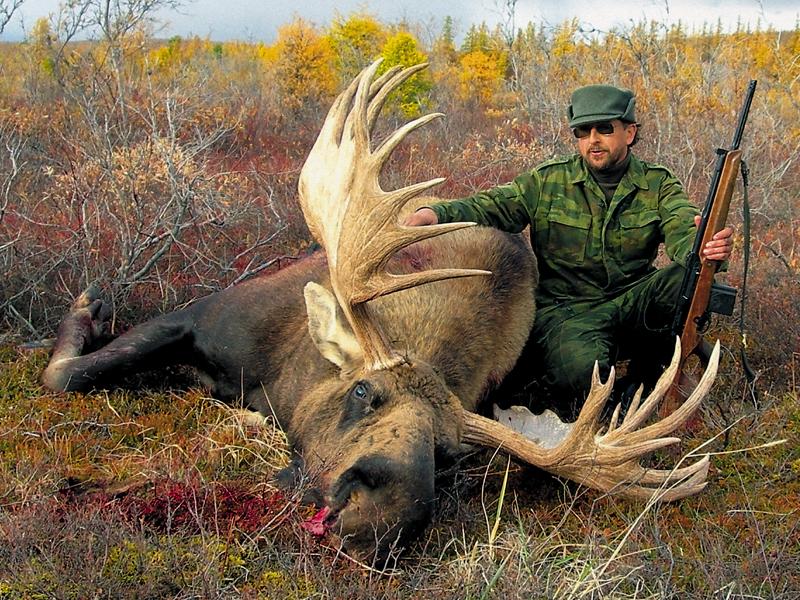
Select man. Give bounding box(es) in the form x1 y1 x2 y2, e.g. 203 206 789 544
405 84 733 417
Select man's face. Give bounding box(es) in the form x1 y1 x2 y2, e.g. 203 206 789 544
574 119 637 171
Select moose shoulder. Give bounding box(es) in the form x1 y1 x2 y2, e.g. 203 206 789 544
41 61 718 563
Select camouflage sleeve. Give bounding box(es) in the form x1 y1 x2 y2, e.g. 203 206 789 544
657 172 700 267
426 171 541 234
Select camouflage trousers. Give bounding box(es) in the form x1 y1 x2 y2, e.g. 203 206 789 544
527 263 685 418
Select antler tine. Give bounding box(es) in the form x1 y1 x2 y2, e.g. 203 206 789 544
368 64 402 99
616 337 683 434
373 112 445 169
616 341 719 447
347 59 382 164
605 458 710 502
460 338 721 502
565 362 615 442
352 266 492 304
366 63 428 131
317 70 363 154
298 66 366 250
621 386 644 427
355 114 446 232
637 455 709 485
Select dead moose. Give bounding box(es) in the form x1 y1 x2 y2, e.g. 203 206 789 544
41 61 718 563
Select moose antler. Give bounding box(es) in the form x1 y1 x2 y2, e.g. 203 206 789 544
298 60 488 369
462 338 719 501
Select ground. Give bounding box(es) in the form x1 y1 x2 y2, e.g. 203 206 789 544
0 344 798 599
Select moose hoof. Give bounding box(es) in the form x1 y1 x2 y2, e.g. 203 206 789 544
58 286 113 355
87 298 112 342
72 283 102 310
70 285 113 344
41 287 112 392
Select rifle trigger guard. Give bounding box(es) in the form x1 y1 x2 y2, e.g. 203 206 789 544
693 312 711 334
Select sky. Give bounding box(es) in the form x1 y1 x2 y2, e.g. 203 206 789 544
2 0 798 42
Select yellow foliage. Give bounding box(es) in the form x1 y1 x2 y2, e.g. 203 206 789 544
327 12 388 77
274 18 337 109
458 50 506 104
551 20 579 58
28 17 58 77
255 42 279 66
49 137 196 209
147 35 220 71
381 31 427 68
378 31 431 116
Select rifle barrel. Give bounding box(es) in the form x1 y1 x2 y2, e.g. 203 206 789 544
731 80 757 150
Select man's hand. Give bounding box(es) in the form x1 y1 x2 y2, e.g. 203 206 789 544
695 215 733 261
402 207 439 227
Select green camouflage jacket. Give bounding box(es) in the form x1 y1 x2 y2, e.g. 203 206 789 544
430 153 699 308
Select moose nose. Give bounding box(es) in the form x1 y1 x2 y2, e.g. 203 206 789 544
328 453 437 527
330 455 401 506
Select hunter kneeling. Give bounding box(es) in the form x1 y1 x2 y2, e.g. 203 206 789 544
405 84 734 418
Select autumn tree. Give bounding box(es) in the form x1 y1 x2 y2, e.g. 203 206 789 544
327 12 387 80
435 15 458 63
457 22 507 107
378 31 431 116
505 20 622 149
461 22 494 53
273 18 336 114
149 35 207 70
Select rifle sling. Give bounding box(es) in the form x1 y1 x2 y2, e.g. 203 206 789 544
739 160 757 390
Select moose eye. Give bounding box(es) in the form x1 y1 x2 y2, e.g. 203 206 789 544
347 380 383 413
350 381 372 403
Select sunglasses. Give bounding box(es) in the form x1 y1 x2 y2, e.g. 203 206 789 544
572 121 617 138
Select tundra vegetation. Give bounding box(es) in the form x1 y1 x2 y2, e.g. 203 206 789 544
0 1 798 597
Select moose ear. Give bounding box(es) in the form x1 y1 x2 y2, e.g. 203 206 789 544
304 282 363 374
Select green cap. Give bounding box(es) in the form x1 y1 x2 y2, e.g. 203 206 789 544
567 84 636 128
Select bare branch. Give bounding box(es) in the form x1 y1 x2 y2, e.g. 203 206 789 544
0 0 22 35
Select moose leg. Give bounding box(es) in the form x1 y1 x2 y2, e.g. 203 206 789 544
41 285 194 392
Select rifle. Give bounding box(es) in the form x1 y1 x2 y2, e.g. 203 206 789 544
662 80 757 415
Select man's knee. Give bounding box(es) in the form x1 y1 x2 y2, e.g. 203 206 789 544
624 263 687 334
555 354 609 390
531 305 616 416
652 262 687 306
